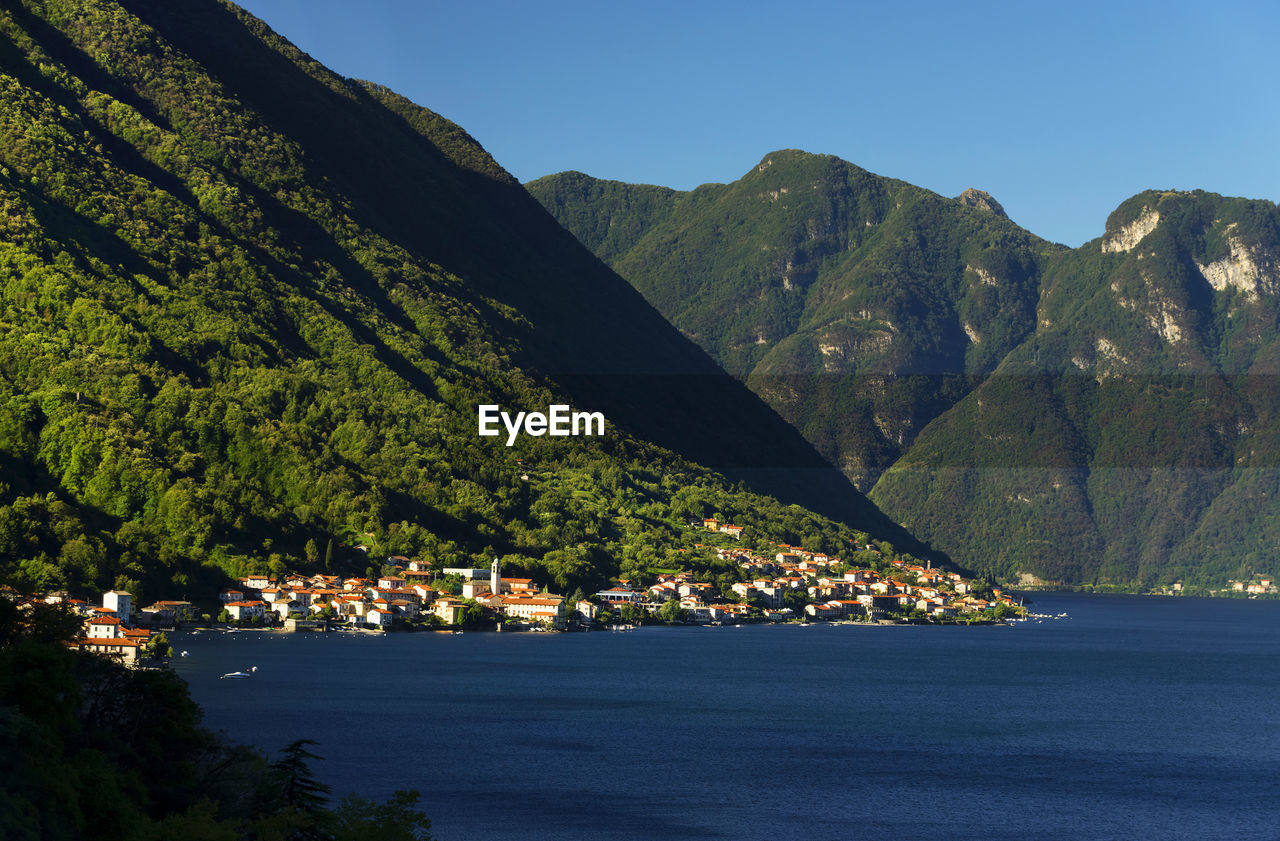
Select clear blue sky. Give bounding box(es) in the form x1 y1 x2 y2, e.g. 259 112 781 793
235 0 1278 247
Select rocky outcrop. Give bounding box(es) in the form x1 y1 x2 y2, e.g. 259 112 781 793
1102 207 1160 253
956 188 1007 218
1196 229 1277 302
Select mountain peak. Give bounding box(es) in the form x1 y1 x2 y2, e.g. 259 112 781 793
956 188 1007 218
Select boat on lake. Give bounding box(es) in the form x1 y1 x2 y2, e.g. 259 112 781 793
220 665 257 679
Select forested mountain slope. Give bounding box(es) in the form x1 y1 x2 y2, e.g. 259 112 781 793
531 161 1280 588
532 153 1061 491
0 0 927 600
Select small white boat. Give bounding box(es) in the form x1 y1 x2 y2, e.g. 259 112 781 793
220 671 251 679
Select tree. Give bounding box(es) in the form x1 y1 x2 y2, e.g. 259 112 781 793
145 631 172 660
258 739 332 841
270 739 331 812
331 790 434 841
658 598 687 624
0 599 83 646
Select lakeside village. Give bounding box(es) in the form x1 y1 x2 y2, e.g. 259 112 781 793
8 519 1030 667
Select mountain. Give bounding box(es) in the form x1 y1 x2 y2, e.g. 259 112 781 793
0 0 929 600
529 159 1280 589
531 152 1060 491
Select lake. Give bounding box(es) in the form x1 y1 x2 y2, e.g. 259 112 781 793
172 593 1280 840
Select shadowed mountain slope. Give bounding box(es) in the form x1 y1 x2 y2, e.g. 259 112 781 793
0 0 931 598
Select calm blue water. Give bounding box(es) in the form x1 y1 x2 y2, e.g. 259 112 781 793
173 593 1280 841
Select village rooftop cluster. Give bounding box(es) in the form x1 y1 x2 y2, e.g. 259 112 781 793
2 522 1024 667
0 586 167 665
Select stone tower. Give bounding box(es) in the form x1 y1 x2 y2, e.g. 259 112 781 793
490 557 501 596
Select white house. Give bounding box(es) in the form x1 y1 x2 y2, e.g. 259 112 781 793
224 600 267 621
103 590 132 623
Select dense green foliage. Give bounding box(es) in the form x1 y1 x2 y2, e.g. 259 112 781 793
0 600 434 840
0 0 925 602
531 162 1280 588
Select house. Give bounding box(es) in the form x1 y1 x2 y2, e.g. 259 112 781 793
826 599 863 619
240 574 273 591
754 585 784 608
77 637 146 665
864 594 905 614
719 524 745 539
329 596 365 623
366 608 394 628
433 597 466 625
595 587 642 605
490 594 566 626
685 605 715 623
103 590 132 623
441 567 489 580
141 600 196 624
677 582 716 599
86 616 122 639
389 599 420 618
271 600 299 621
804 603 839 620
648 582 679 602
370 586 420 604
224 600 268 621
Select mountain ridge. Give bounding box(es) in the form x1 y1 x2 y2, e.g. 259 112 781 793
529 156 1280 588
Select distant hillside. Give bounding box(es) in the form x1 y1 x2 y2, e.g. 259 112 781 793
0 0 930 601
530 159 1280 589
